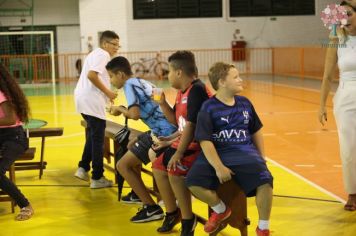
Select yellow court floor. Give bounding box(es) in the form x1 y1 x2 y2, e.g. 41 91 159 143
1 75 355 236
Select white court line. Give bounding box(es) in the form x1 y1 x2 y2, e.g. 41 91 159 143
267 158 346 204
285 132 299 135
320 129 337 133
254 80 336 95
295 164 315 167
273 82 334 93
262 130 339 140
306 131 321 134
263 130 337 137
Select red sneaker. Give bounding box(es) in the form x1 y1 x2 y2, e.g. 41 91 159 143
204 207 231 233
256 227 270 236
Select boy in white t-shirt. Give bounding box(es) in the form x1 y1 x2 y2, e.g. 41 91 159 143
74 30 120 189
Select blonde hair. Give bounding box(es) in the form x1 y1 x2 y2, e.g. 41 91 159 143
332 27 347 44
208 62 235 90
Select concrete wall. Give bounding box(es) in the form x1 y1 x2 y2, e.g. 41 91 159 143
0 0 80 53
1 0 337 53
78 0 335 51
78 0 128 52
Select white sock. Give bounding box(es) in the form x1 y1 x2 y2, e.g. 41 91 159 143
258 220 270 230
211 200 226 214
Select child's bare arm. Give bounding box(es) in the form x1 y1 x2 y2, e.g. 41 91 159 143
156 92 176 125
200 140 224 169
200 140 234 184
251 129 265 159
151 131 181 150
0 101 16 126
110 105 140 120
87 70 116 100
175 122 195 154
159 130 181 141
166 122 195 170
107 105 122 116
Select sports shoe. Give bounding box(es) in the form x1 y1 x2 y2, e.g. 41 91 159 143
74 167 89 182
121 190 142 204
256 227 270 236
130 204 164 223
90 176 113 189
180 215 197 236
157 208 181 233
204 207 232 233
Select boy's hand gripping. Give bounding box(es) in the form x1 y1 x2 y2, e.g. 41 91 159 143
215 165 235 184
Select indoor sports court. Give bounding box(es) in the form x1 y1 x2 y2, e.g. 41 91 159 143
1 0 356 236
0 75 354 236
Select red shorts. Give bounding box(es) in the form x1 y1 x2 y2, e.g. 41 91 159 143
152 147 200 176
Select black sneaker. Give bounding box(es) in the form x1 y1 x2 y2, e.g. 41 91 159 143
130 204 164 223
157 209 181 233
180 215 197 236
121 190 142 204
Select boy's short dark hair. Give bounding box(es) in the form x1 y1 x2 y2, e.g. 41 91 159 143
106 56 133 76
100 30 119 44
168 50 198 77
208 62 235 91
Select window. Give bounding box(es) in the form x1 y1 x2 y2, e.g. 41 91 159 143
133 0 222 19
230 0 315 17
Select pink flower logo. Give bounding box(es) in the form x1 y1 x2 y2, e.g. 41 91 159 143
321 3 348 30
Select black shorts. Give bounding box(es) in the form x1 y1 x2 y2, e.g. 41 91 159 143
186 161 273 197
129 131 167 165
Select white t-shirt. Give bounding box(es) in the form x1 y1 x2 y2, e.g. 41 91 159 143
74 48 111 120
338 35 356 81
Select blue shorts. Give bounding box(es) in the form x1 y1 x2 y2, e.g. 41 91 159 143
185 161 273 197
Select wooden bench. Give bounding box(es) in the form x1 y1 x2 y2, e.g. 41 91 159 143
80 120 160 199
81 120 249 235
15 128 64 179
0 147 36 213
210 181 250 236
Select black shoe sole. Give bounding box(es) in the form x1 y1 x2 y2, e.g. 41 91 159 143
131 214 164 223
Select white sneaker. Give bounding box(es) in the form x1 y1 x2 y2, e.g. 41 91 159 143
90 177 113 189
74 167 89 182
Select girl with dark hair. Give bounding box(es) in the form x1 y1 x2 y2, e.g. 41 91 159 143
0 63 33 220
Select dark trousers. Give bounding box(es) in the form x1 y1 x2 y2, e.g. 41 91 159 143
0 126 30 208
79 114 106 180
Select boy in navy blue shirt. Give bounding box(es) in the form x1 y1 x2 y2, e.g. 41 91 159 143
186 62 273 236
